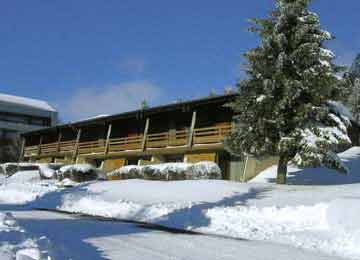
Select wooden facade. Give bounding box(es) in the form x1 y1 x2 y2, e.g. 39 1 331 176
21 94 242 178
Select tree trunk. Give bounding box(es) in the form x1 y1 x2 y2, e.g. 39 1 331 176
276 154 288 184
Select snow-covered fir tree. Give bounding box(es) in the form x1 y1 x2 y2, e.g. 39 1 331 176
225 0 352 184
345 54 360 123
346 78 360 123
140 99 149 110
350 54 360 78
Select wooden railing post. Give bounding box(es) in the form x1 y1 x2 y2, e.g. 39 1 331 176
56 131 62 153
104 124 112 155
38 135 43 156
142 118 150 151
188 111 197 147
72 129 82 163
19 137 26 162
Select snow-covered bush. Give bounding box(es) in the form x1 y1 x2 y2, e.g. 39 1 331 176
143 163 191 180
38 164 63 180
108 161 222 181
57 164 104 182
190 161 222 180
107 165 144 180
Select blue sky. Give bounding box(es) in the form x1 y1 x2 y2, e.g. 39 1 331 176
1 0 359 121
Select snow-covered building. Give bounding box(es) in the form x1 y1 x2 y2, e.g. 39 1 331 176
19 93 358 182
0 93 57 148
21 94 260 180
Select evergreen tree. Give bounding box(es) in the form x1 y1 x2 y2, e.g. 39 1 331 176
350 54 360 78
209 89 217 97
225 0 351 184
140 99 149 110
347 77 360 123
345 55 360 122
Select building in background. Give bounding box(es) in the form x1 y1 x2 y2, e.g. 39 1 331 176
0 93 57 162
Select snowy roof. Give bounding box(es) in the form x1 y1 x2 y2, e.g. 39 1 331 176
0 93 56 112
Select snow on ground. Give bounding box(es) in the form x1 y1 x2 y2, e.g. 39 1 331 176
8 210 342 260
0 211 49 260
0 171 57 204
2 147 360 259
27 147 360 259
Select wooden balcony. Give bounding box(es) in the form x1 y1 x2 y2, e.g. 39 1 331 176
24 123 232 158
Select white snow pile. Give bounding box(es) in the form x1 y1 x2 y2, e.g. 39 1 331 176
38 164 63 180
57 164 104 182
0 212 45 260
108 161 222 181
0 171 57 204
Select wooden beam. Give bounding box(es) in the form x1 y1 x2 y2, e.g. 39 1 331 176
72 129 82 163
141 118 150 151
187 111 197 147
104 124 112 155
19 137 26 162
38 135 43 156
56 131 62 153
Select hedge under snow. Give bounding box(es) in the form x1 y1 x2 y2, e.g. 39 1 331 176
108 161 222 181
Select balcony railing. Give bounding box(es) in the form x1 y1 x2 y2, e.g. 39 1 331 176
24 123 232 158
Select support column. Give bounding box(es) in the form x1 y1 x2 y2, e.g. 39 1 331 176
56 131 62 153
104 124 112 155
187 111 197 147
19 137 26 162
37 135 43 156
142 118 150 151
72 129 82 163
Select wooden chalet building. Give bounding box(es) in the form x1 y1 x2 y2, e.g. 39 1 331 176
20 94 278 182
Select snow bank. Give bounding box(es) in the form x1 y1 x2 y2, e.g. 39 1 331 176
0 171 57 204
251 147 360 185
108 161 222 181
7 171 41 183
0 163 38 177
16 248 41 260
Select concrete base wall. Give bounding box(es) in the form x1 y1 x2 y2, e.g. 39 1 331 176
184 153 216 163
227 155 279 183
242 156 279 182
101 159 126 172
